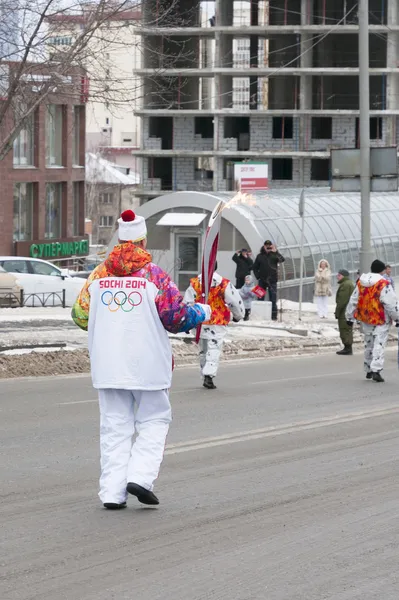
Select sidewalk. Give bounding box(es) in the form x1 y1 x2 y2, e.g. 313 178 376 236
0 300 341 350
2 300 397 379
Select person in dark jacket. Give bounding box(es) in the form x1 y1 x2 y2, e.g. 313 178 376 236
232 248 253 289
335 269 355 355
253 240 285 320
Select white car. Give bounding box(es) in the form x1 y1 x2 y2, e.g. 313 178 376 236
0 266 22 307
0 257 85 307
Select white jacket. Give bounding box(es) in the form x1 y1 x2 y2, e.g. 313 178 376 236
346 273 399 325
184 272 244 322
184 272 245 339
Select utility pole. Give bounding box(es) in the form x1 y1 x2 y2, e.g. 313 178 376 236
298 189 305 321
358 0 373 275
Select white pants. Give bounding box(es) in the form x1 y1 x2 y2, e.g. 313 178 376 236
98 389 172 504
199 325 227 378
315 296 329 318
362 323 390 373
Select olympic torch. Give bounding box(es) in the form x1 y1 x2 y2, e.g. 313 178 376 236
195 199 226 343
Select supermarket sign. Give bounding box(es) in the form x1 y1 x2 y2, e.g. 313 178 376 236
234 162 268 191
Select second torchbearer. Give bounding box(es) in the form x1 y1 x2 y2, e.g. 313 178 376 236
184 200 245 389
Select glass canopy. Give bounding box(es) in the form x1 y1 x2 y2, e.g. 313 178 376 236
215 188 399 281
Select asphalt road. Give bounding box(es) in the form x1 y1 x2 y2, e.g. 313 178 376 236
1 351 399 600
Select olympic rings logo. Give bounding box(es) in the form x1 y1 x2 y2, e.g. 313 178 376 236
101 290 143 312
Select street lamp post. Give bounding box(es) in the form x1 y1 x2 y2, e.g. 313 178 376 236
358 0 373 275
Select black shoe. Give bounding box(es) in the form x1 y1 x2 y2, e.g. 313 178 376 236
372 372 385 383
203 375 217 389
336 345 353 355
126 482 159 505
366 372 373 380
103 502 127 510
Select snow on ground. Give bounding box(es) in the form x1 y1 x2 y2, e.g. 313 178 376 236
0 306 72 322
1 346 77 356
0 302 342 351
0 300 331 322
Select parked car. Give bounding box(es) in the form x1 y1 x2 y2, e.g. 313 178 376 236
70 270 92 279
0 266 22 307
0 257 85 307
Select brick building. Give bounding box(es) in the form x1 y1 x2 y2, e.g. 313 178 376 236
0 67 87 259
135 0 399 199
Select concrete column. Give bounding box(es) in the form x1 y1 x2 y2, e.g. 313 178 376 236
299 0 313 162
300 0 313 110
386 0 399 144
216 0 233 26
249 0 259 110
215 0 233 109
213 0 233 190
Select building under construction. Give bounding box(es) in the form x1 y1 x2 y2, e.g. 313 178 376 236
135 0 399 200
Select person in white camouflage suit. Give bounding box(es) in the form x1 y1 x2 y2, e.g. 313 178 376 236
184 263 245 389
346 259 399 382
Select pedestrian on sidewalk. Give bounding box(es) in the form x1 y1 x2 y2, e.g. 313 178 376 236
314 259 332 318
184 263 245 390
346 259 399 382
253 240 285 320
239 274 257 321
384 264 395 289
335 269 355 355
72 210 210 510
232 248 253 289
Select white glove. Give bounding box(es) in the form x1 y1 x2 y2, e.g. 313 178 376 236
202 304 212 321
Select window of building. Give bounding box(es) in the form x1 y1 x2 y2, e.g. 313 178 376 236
149 117 173 150
47 36 73 46
13 183 33 241
272 117 293 139
13 114 35 166
195 117 214 138
232 78 250 109
370 117 383 140
72 106 83 166
224 117 250 150
311 158 330 181
45 183 62 238
272 158 293 180
311 117 332 139
100 192 114 204
46 105 63 166
355 117 383 145
99 216 114 227
73 182 81 236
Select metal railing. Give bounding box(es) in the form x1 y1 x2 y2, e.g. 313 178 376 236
0 290 66 308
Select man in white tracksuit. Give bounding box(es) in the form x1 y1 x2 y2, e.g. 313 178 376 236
346 259 399 382
72 209 210 509
184 265 245 389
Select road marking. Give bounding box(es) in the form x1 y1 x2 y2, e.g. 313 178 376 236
57 388 204 405
55 366 391 405
165 405 399 455
58 398 98 405
248 370 355 386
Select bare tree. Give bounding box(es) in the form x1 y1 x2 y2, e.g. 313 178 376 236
0 0 186 161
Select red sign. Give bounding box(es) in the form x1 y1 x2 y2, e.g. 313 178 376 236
234 163 268 191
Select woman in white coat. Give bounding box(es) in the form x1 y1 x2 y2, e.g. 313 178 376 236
314 260 332 318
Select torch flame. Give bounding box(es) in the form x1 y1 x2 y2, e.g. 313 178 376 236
223 190 257 210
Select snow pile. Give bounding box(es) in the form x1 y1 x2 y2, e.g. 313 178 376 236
0 306 72 323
